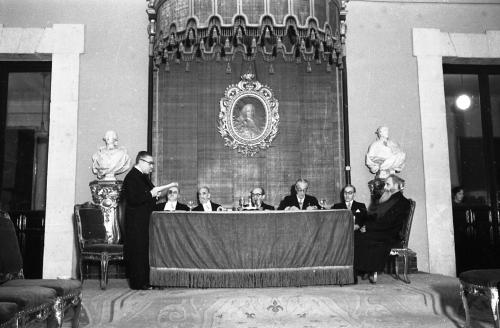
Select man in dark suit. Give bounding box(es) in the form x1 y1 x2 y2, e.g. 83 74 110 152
278 178 319 210
161 185 189 211
354 174 411 284
192 186 221 211
122 151 177 290
250 187 274 210
332 184 367 231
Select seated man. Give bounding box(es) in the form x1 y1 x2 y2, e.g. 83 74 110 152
278 178 319 211
192 186 221 211
332 184 367 231
250 187 274 210
162 186 189 211
354 174 411 284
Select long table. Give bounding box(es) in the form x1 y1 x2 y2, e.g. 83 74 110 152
149 210 354 288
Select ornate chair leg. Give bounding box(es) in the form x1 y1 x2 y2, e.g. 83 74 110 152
79 258 84 283
490 287 499 328
403 252 410 283
71 295 82 328
53 298 64 328
100 252 110 290
460 283 471 328
394 255 400 281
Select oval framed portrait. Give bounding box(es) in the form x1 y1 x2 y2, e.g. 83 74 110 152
218 73 279 156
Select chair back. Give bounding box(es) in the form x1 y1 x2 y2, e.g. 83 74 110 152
74 203 107 250
0 211 24 283
399 199 416 249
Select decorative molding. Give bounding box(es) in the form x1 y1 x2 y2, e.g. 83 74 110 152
149 0 345 72
218 73 279 156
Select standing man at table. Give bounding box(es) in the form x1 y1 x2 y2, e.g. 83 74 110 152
122 151 177 290
332 184 367 231
278 178 319 210
250 187 275 210
192 186 221 211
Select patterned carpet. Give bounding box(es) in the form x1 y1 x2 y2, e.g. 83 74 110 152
77 273 496 328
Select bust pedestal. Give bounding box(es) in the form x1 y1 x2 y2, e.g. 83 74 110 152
89 180 123 244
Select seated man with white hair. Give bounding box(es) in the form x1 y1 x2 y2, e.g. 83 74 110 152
192 186 221 211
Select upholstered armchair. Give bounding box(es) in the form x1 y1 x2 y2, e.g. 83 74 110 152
74 203 124 290
0 210 82 328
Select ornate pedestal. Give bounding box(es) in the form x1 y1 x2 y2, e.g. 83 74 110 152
89 180 122 244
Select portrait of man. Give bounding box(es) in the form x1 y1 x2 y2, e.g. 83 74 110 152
232 98 265 140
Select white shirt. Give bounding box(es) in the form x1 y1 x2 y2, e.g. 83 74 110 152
164 201 177 211
296 196 305 209
202 201 212 212
346 201 353 209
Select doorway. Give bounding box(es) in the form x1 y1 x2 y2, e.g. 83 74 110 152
443 64 500 275
0 61 51 278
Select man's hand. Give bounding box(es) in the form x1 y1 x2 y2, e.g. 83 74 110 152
354 224 360 231
360 225 366 233
306 205 318 210
285 206 300 211
150 187 162 198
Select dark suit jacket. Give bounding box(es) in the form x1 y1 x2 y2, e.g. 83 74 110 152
158 202 190 211
192 201 221 211
261 202 275 210
278 194 319 210
332 200 367 226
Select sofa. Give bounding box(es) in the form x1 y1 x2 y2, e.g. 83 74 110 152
0 210 82 327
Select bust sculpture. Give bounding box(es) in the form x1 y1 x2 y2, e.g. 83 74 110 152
92 130 131 181
365 126 406 179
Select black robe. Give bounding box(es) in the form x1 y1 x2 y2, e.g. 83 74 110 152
122 167 160 289
354 191 410 272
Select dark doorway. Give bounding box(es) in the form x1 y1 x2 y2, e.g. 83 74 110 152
443 64 500 275
0 61 51 278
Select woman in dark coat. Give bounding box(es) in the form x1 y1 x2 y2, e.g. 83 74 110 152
354 175 411 283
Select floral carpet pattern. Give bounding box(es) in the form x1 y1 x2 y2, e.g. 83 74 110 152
78 274 495 328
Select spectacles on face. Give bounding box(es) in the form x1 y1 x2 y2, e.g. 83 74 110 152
296 188 307 193
251 193 262 197
168 190 178 194
344 191 354 195
140 159 154 165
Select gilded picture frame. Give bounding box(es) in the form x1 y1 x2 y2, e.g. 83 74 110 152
218 73 279 156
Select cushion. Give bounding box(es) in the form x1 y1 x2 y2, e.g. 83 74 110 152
0 286 56 310
83 243 123 254
2 279 82 297
459 269 500 288
0 214 23 284
0 301 18 324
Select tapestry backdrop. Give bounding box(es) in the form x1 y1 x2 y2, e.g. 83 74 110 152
153 55 344 208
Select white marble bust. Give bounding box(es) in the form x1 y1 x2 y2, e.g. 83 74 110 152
365 126 406 179
92 130 131 181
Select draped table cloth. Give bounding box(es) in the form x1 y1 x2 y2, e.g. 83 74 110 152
149 210 354 287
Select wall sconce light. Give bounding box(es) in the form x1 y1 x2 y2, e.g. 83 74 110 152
455 93 472 111
455 74 472 111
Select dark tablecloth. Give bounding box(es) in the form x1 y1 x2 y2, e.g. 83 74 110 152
149 210 354 287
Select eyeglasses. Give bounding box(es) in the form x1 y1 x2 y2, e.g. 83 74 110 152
251 193 262 197
140 159 154 165
296 188 308 192
168 190 178 194
344 191 354 194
